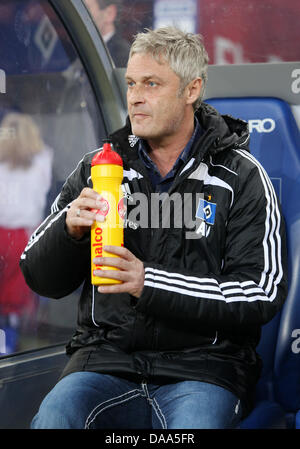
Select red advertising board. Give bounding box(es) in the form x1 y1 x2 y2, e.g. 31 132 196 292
198 0 300 64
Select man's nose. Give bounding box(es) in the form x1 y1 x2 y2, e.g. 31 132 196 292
127 85 145 105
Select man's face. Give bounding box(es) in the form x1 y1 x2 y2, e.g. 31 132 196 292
84 0 109 34
125 53 189 143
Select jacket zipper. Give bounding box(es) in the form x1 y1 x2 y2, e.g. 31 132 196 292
167 129 216 196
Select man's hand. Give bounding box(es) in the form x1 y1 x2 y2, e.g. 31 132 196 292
93 246 145 298
66 188 106 240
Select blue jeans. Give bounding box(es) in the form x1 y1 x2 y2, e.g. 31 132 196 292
31 372 242 429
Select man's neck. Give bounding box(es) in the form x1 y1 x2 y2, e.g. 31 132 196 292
99 22 115 40
102 30 115 43
146 117 195 177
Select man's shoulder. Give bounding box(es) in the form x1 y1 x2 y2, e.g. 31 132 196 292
108 32 130 52
76 125 137 170
212 147 262 178
76 148 101 169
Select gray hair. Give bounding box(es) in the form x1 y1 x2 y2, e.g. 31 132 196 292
129 27 209 109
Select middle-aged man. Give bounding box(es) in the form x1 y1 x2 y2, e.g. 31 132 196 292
20 27 287 429
84 0 130 67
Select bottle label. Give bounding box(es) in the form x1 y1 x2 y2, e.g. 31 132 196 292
91 197 110 218
117 197 126 220
92 227 103 257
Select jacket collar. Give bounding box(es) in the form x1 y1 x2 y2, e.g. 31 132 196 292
109 102 250 164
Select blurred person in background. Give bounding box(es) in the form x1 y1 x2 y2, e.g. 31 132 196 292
84 0 130 67
0 112 53 353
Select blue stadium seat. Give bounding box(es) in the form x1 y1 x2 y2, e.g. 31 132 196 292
296 410 300 429
206 97 300 428
274 192 300 428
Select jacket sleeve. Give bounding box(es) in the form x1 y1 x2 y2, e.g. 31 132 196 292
135 154 288 333
20 159 91 299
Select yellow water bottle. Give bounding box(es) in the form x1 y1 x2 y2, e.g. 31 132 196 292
91 139 124 285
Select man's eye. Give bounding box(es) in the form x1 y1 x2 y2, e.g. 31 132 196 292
127 81 135 87
147 81 157 87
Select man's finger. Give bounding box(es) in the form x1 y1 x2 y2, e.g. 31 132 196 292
102 245 133 260
97 283 131 295
93 256 128 270
93 269 128 281
80 187 101 200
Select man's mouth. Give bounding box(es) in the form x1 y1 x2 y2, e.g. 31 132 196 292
132 111 150 119
134 114 149 118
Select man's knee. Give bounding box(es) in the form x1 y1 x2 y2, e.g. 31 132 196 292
31 403 70 429
30 372 141 429
31 373 91 429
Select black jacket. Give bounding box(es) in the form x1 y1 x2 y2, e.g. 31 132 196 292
20 103 288 417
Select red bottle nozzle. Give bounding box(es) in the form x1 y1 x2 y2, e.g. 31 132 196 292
92 140 123 166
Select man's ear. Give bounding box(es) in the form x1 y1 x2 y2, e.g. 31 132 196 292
185 78 202 105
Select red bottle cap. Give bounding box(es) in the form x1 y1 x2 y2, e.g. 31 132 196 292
91 141 123 166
